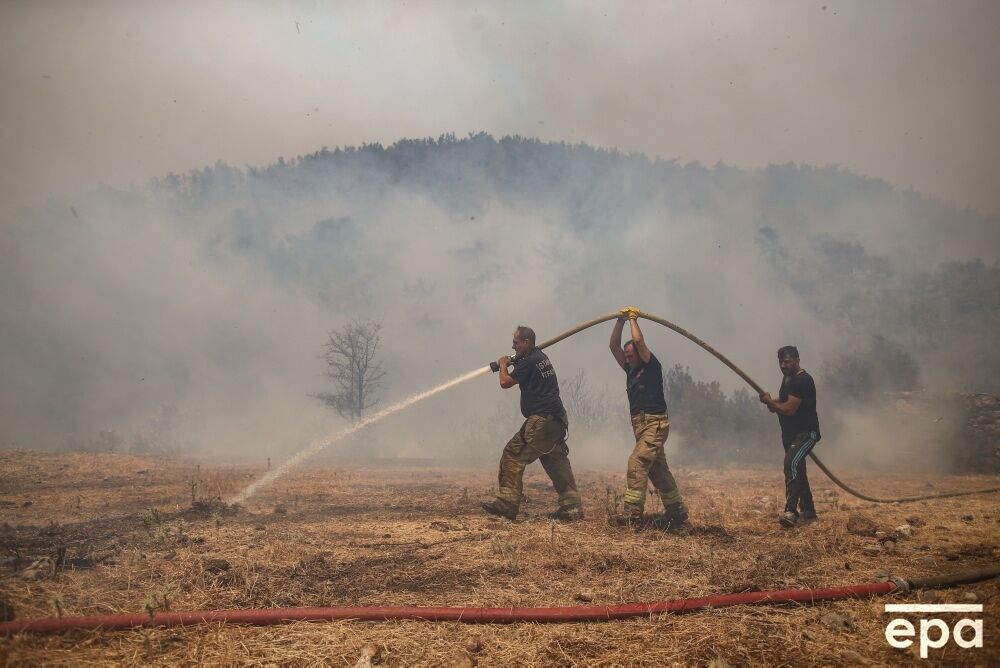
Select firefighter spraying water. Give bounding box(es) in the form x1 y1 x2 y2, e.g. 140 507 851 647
480 325 583 522
234 307 1000 511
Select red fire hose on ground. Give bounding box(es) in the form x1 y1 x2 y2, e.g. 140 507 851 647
2 568 997 635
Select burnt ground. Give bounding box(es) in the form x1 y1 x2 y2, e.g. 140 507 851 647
1 450 999 665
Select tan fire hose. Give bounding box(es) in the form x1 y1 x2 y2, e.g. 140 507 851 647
505 311 1000 504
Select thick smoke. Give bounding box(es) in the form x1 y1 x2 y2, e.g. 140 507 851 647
1 136 996 473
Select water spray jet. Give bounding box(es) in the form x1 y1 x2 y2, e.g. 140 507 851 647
228 365 490 504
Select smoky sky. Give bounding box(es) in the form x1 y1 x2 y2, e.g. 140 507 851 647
1 1 999 218
0 2 998 469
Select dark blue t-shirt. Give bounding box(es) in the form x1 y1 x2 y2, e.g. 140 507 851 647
511 348 565 418
625 353 667 415
778 370 821 441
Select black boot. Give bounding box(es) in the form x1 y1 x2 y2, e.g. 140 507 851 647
664 502 689 530
481 499 517 521
611 513 643 528
547 505 584 522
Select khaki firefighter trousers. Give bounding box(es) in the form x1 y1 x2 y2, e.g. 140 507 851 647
496 412 582 512
623 411 682 516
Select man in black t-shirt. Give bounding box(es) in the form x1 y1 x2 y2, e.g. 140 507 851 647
609 308 688 528
759 345 821 528
481 326 583 522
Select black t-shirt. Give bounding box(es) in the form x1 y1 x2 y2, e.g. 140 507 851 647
510 348 565 418
778 370 821 440
624 353 667 415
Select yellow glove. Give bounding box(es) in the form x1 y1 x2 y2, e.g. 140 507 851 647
619 306 641 320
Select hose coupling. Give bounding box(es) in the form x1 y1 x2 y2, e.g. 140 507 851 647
889 576 911 593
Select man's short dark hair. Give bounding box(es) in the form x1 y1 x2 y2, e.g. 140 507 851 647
515 326 536 346
777 345 799 360
623 340 636 354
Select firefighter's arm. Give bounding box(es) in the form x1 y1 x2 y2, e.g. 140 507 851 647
609 318 627 369
759 392 801 416
627 314 652 364
498 357 518 389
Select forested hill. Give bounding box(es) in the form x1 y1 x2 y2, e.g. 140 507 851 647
151 132 998 391
2 133 997 454
157 133 994 255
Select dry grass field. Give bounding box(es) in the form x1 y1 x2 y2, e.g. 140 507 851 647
1 449 998 666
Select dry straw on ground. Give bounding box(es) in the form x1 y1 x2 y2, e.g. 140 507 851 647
1 450 998 665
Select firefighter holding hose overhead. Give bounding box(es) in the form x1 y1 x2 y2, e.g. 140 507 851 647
481 326 584 522
759 345 821 528
609 307 689 528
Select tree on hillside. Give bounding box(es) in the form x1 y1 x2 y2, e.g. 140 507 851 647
664 364 773 462
822 334 920 403
315 320 386 420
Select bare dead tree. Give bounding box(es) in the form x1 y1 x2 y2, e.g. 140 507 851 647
315 320 386 420
561 370 610 433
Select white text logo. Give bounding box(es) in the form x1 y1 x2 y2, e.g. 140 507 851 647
884 604 983 659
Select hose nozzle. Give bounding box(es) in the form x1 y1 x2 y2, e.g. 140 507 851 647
489 355 516 373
